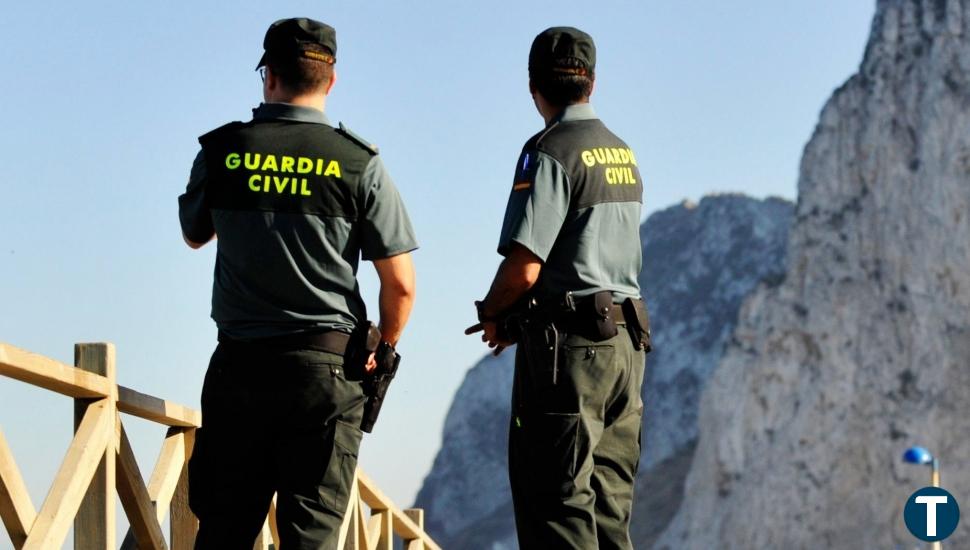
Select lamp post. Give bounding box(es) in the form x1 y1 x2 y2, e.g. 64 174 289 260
903 446 942 550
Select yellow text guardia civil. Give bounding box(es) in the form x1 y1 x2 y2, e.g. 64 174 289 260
225 152 343 196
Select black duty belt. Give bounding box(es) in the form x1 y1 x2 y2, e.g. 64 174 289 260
217 329 351 355
551 303 627 333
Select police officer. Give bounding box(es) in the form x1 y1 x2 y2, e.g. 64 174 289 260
467 27 649 549
178 18 417 548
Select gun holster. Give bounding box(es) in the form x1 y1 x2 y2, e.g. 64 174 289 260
345 321 382 379
360 342 401 433
519 319 561 386
621 298 652 352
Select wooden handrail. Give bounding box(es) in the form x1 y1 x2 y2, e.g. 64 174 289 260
0 343 112 399
0 341 441 550
117 386 202 428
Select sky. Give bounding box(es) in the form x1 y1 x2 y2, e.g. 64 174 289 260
0 0 876 532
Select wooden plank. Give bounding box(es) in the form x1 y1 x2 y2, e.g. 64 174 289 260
403 508 423 530
116 424 168 550
356 470 390 512
337 470 359 550
403 509 424 550
370 510 392 550
0 342 111 399
118 385 201 428
0 428 36 549
74 343 117 550
392 516 440 550
394 524 437 550
169 432 197 550
252 519 272 550
267 494 280 548
340 502 358 550
22 399 113 550
121 427 188 549
356 497 369 550
147 427 189 523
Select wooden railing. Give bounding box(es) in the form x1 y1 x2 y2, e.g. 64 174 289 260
0 341 440 550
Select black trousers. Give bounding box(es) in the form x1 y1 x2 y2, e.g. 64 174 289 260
188 341 365 550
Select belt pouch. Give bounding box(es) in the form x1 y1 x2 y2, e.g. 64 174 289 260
587 290 619 341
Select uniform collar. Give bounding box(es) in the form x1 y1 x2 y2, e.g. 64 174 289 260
252 102 331 125
551 102 597 125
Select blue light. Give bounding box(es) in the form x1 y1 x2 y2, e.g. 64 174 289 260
903 446 934 465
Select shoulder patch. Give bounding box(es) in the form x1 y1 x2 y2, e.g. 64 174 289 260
198 121 245 144
337 122 379 155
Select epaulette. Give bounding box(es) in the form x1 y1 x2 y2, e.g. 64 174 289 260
532 121 560 150
198 121 245 143
337 122 379 155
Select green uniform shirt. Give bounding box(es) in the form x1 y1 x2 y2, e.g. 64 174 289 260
178 103 418 338
498 103 642 302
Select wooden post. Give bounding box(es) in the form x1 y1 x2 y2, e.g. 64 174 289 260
73 343 116 550
372 508 393 550
404 509 425 550
170 429 198 550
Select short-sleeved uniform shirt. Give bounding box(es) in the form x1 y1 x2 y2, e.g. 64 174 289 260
498 103 642 302
178 103 418 338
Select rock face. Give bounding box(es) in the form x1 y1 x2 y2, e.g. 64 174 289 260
657 1 970 548
414 351 519 549
414 195 793 549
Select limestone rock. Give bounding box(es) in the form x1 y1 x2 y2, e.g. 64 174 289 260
658 1 970 548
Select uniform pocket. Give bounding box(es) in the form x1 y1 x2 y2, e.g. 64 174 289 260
559 340 616 396
322 419 364 511
517 412 582 498
277 417 363 516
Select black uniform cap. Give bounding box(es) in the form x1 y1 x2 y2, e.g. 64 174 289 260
256 17 337 70
528 26 596 76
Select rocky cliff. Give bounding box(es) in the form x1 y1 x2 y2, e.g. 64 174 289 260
658 1 970 548
415 195 793 548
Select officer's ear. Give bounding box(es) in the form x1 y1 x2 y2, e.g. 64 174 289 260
325 68 337 96
264 66 279 92
261 66 276 101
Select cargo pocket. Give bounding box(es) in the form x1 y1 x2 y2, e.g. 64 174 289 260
520 412 582 498
321 419 363 511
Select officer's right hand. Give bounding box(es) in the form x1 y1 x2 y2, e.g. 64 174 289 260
465 321 511 356
365 352 377 373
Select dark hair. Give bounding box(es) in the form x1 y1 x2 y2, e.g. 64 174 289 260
267 45 334 95
529 58 594 107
